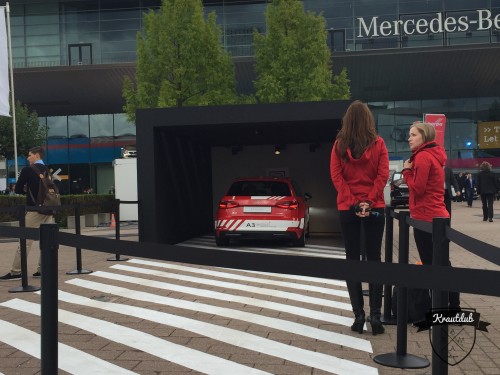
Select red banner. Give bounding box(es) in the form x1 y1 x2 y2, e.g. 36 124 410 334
425 114 446 147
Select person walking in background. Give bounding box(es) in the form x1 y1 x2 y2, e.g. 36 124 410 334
444 166 460 218
0 146 55 281
476 161 499 222
464 172 475 207
402 122 460 309
456 172 464 202
330 100 389 335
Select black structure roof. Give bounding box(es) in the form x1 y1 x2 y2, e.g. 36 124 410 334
12 44 500 117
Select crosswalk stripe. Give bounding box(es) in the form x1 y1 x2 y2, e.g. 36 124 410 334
178 241 347 258
66 278 372 353
127 258 349 297
1 299 271 375
92 270 354 326
111 264 352 311
0 319 137 375
44 292 376 375
221 268 347 287
184 237 347 254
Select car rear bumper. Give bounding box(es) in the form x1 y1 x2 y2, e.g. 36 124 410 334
217 230 301 241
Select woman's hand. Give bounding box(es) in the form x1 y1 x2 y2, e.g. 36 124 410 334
403 159 412 169
356 202 371 217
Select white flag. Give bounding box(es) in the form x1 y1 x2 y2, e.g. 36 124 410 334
0 6 10 117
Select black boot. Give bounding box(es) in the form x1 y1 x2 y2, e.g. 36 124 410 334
347 281 365 333
368 283 385 335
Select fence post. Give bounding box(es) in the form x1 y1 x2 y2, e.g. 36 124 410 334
432 217 450 375
40 223 59 375
9 206 40 293
107 199 129 261
381 206 396 324
66 203 92 275
373 211 430 369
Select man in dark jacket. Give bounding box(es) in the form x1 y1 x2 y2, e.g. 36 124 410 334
477 161 499 222
444 166 460 218
0 146 55 281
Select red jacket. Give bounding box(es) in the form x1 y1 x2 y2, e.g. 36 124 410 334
330 136 389 210
402 142 449 222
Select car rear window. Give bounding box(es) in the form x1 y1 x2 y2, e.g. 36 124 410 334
227 181 291 196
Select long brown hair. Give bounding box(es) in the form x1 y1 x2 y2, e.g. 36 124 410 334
335 100 377 160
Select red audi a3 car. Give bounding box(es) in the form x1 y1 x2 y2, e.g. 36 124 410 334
214 177 311 247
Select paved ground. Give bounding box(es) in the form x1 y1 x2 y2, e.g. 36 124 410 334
0 201 498 374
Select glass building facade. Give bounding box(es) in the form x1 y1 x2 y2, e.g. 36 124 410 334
3 0 500 191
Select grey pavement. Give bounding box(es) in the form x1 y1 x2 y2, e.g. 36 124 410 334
0 200 498 374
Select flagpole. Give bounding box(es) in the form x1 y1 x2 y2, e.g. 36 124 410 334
6 2 18 180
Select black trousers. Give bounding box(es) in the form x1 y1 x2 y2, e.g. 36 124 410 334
339 208 385 262
480 194 494 220
444 190 452 219
413 227 460 308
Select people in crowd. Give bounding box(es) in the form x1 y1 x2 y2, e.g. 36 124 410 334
464 172 475 207
456 172 465 202
0 146 55 281
476 161 499 222
330 100 389 335
402 122 460 309
444 166 460 218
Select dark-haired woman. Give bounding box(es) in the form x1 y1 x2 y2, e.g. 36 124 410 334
330 100 389 335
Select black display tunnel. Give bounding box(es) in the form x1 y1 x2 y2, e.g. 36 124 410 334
136 100 351 244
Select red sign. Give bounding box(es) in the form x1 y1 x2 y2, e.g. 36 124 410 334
425 114 446 147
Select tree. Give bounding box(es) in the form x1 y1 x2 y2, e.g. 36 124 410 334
0 101 46 160
253 0 350 103
123 0 239 121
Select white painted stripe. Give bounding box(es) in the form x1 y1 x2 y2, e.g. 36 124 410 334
0 319 137 375
220 268 347 287
227 219 242 231
1 299 270 375
67 278 372 353
111 264 351 311
46 293 376 375
127 258 349 298
92 271 354 326
178 243 345 259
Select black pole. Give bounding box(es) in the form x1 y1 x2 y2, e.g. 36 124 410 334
40 223 59 375
66 203 92 275
107 199 128 261
9 206 40 293
381 206 396 324
373 211 429 369
432 217 450 375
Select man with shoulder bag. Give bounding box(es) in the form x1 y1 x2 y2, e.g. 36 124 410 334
0 146 56 280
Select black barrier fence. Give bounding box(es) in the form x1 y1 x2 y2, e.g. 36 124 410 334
0 206 499 374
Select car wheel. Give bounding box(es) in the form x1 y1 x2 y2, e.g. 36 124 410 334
294 230 306 247
215 236 229 247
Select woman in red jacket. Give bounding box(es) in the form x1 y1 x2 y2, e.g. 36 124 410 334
402 122 460 308
330 100 389 335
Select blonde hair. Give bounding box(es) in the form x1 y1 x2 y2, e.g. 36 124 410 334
410 122 436 143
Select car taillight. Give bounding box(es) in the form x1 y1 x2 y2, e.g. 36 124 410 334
276 200 299 210
219 200 239 209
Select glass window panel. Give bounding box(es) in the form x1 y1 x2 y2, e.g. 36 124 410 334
399 0 443 13
449 121 477 150
26 24 59 35
444 0 490 10
100 19 141 32
378 125 396 153
114 113 136 136
90 114 113 137
69 138 90 164
68 115 89 138
47 116 68 139
369 101 395 125
477 97 500 121
26 35 60 47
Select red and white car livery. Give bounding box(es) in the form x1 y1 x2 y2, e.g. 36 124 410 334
214 177 311 247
